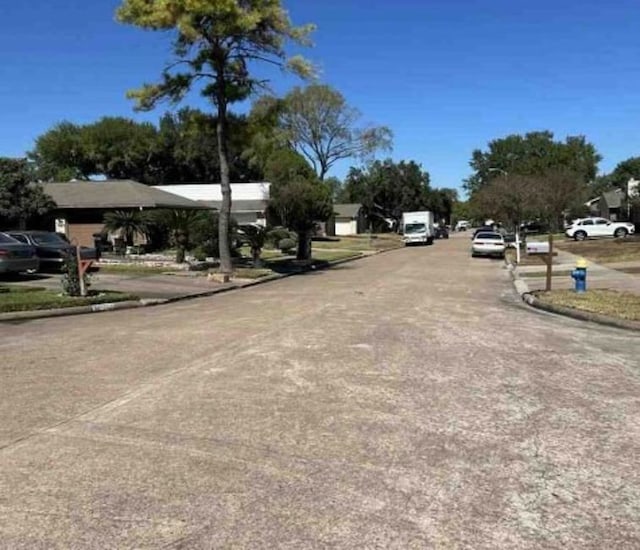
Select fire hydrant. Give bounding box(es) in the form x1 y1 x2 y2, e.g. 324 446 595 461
571 258 588 293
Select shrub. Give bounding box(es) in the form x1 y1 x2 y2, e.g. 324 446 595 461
278 238 296 253
60 251 90 296
267 226 295 249
192 246 208 262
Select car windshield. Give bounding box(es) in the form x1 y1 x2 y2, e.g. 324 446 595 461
31 233 68 245
475 233 502 240
0 233 20 244
405 223 426 234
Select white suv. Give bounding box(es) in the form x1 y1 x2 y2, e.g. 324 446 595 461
565 217 635 241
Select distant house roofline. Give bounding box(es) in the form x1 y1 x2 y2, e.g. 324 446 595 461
41 180 207 210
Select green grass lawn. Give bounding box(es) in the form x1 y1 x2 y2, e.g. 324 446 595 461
536 289 640 321
239 246 285 260
310 249 363 262
555 238 640 265
0 286 137 313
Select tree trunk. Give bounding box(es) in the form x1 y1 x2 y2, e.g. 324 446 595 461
216 98 233 274
319 162 328 181
176 247 186 264
296 230 311 260
252 247 262 268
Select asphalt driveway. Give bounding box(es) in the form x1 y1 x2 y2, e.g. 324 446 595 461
1 234 640 548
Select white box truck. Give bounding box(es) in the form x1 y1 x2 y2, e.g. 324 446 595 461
402 211 435 245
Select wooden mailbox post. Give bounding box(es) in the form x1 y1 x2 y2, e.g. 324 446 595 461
526 234 556 291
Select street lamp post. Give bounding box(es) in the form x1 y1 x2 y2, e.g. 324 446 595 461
487 168 521 264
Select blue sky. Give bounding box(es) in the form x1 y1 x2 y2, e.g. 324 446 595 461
1 0 639 192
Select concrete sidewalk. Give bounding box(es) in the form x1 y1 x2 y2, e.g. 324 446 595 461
517 248 640 294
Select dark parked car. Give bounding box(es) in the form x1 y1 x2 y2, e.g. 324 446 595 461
5 231 97 272
435 226 449 239
519 221 547 234
0 232 39 275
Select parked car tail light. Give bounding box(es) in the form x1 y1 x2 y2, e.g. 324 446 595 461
0 249 9 257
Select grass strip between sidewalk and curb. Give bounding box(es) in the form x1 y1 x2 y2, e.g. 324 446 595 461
534 289 640 322
0 286 137 314
508 267 640 331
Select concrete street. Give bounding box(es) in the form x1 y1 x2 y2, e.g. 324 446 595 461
1 234 640 548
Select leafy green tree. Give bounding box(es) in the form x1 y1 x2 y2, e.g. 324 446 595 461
274 84 393 180
103 210 151 247
465 131 601 195
324 176 343 201
0 158 55 229
29 122 92 181
156 109 262 183
265 149 332 260
238 224 267 267
31 118 159 183
588 174 615 198
244 95 290 176
83 117 159 182
610 157 640 190
151 209 207 263
451 200 473 225
189 211 240 259
342 159 433 230
116 0 316 275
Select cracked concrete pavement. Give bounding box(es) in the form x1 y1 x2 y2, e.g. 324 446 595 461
1 233 640 548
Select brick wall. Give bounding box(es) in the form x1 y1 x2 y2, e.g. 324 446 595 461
68 223 105 247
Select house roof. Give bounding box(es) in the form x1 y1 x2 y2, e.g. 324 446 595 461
334 203 363 219
602 189 623 209
197 200 269 213
42 180 206 210
154 183 270 202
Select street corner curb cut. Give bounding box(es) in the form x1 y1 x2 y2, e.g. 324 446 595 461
507 263 530 297
514 278 530 297
522 292 640 332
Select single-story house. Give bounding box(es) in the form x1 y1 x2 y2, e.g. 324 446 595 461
326 204 367 236
587 187 640 227
42 180 205 247
600 189 623 220
154 183 270 226
588 188 625 221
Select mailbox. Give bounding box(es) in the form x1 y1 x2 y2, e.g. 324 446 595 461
526 241 550 255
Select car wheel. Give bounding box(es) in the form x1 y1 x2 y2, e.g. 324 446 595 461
614 228 628 238
574 231 587 241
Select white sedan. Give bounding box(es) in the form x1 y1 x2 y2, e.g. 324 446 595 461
565 217 635 241
471 232 506 258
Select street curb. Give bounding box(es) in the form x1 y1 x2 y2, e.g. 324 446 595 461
508 265 640 332
0 248 397 323
0 299 152 322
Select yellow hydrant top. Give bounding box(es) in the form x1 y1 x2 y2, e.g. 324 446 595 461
576 257 588 269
